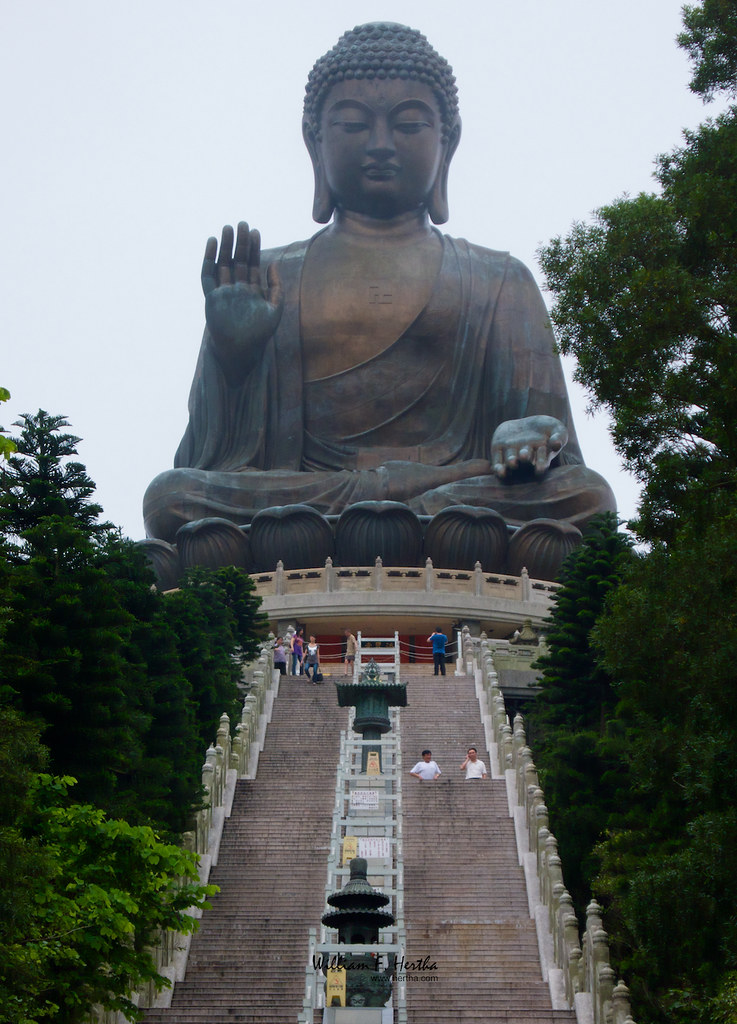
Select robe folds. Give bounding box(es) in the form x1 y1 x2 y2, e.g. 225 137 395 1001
143 232 615 543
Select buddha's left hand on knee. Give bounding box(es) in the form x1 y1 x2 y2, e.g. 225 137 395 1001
491 416 568 479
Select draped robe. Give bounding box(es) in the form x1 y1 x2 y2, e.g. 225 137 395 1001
143 232 615 543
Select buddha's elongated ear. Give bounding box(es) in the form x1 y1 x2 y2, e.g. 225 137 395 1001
303 120 334 224
428 118 461 225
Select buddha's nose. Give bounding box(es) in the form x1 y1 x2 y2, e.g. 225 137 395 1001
367 120 395 159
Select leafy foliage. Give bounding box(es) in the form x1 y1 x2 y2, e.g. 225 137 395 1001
0 411 106 547
0 387 16 461
0 410 272 1019
680 0 737 99
591 514 737 1022
527 514 633 912
0 774 216 1024
181 564 268 665
0 709 53 1024
95 536 203 833
535 6 737 1019
540 105 737 542
162 565 267 749
2 516 143 808
0 411 266 829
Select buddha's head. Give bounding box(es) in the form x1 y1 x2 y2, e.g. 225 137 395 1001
303 23 461 224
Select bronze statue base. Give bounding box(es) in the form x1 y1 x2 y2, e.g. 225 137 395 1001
138 501 582 586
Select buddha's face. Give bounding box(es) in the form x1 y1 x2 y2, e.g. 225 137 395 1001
317 78 445 219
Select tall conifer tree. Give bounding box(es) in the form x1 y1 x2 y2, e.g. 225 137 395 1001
528 514 633 913
1 414 143 808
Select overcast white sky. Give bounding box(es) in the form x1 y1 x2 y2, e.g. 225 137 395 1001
2 0 715 539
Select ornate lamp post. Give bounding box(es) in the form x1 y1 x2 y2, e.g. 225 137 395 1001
321 857 395 1010
335 659 407 772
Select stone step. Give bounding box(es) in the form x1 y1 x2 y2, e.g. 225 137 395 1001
400 672 575 1023
141 670 576 1024
142 678 344 1024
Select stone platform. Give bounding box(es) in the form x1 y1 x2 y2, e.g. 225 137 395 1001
251 560 557 641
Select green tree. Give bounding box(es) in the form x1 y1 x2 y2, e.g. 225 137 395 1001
162 568 251 749
538 23 737 542
0 709 54 1024
592 515 737 1023
97 535 203 834
527 514 633 913
2 517 144 810
1 413 207 830
0 411 106 547
0 414 129 801
679 0 737 99
0 411 232 1020
536 4 737 1020
183 564 268 663
0 774 215 1024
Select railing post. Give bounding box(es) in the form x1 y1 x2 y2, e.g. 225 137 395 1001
372 555 383 591
474 560 484 596
217 714 230 762
611 979 632 1024
499 722 513 771
201 759 214 850
462 624 473 674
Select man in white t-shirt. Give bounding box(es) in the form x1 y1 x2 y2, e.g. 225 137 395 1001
410 749 442 781
460 746 487 780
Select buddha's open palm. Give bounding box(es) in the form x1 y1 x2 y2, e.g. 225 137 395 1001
202 222 283 374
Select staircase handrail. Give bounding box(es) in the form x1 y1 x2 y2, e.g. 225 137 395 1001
466 627 636 1024
355 629 400 682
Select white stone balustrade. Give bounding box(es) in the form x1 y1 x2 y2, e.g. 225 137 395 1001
251 559 557 634
252 558 556 599
470 635 637 1024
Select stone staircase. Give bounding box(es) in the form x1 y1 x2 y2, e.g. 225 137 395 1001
401 673 576 1023
143 670 575 1024
143 675 346 1024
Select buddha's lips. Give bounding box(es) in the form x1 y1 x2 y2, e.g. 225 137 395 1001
363 164 400 179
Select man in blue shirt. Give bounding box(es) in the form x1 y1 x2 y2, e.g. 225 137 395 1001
428 628 448 677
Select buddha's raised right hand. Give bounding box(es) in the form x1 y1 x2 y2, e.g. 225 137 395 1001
201 222 283 378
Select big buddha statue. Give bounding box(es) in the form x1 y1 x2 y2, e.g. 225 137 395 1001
143 23 615 583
